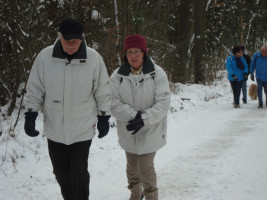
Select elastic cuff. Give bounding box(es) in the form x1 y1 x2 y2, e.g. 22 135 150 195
97 111 111 116
25 109 38 113
130 111 139 120
141 113 149 125
143 119 149 126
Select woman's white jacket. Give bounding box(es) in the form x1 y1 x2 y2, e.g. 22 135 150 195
110 57 171 155
24 39 111 145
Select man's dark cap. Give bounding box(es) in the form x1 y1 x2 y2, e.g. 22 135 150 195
59 18 83 40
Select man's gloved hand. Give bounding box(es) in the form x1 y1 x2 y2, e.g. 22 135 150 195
126 111 144 135
24 111 39 137
244 73 248 80
97 115 111 138
232 74 238 81
250 74 255 81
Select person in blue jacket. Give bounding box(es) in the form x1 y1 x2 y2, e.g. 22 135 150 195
250 46 267 108
226 46 248 108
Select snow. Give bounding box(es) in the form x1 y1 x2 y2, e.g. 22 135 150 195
92 10 99 21
1 72 267 200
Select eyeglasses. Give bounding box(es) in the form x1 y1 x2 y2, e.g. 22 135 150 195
126 50 142 56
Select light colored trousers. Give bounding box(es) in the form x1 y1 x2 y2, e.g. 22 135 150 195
125 151 158 194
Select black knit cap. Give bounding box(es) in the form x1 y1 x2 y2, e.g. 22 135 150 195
59 18 83 40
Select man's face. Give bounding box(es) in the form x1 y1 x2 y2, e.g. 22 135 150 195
60 36 82 55
261 49 267 57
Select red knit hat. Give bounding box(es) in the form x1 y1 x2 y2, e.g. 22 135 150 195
124 34 147 54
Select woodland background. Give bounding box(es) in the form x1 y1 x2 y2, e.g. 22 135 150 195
0 0 266 117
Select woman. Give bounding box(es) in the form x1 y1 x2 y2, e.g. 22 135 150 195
226 46 248 108
110 34 171 200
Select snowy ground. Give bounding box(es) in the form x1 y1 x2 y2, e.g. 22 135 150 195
1 73 267 200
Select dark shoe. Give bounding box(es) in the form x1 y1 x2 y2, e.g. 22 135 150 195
233 104 240 108
258 104 263 108
243 100 247 104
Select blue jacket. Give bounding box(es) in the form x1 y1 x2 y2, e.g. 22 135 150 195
226 54 248 81
250 51 267 81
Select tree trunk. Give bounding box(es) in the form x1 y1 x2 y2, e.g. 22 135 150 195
174 0 191 84
193 0 204 84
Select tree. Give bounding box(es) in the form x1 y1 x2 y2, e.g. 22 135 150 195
192 0 204 84
1 0 267 117
174 0 192 84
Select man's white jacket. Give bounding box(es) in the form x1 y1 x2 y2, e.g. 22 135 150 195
110 56 171 155
24 39 111 145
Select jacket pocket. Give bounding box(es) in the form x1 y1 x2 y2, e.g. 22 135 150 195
43 108 64 139
73 109 96 135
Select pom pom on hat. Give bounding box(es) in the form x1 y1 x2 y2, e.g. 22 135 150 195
59 18 83 40
124 34 147 54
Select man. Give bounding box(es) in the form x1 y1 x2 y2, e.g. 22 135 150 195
250 45 267 108
240 46 251 104
24 18 111 200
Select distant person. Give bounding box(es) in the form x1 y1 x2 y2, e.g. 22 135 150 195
250 45 267 108
240 46 251 104
24 18 111 200
226 46 248 108
110 34 171 200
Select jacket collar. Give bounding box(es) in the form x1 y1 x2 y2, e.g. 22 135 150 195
230 54 237 60
118 56 155 76
52 39 87 60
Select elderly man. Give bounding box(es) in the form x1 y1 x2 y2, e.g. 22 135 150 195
250 46 267 108
24 18 111 200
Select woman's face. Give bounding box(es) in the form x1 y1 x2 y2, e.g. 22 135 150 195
60 36 82 55
126 48 144 69
235 50 242 58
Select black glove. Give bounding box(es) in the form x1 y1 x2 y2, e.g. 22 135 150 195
250 74 255 81
24 111 39 137
232 74 238 81
97 115 111 138
244 73 248 81
126 111 144 135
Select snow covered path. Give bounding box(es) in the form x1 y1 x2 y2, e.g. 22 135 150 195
1 86 267 200
158 100 267 200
